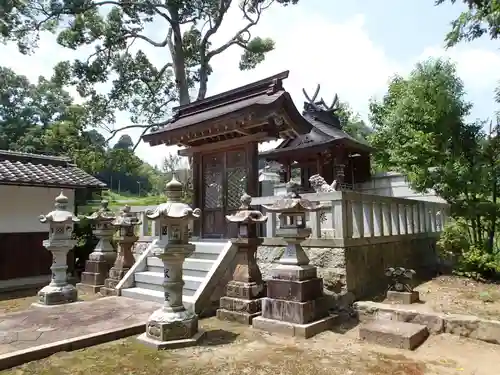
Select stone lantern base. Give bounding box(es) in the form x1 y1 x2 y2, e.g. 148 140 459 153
100 266 130 296
252 265 335 338
77 254 115 294
216 281 265 324
137 308 205 349
37 284 78 306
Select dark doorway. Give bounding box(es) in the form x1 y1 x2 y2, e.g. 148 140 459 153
202 148 247 238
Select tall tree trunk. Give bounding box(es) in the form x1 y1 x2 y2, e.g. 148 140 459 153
168 8 190 106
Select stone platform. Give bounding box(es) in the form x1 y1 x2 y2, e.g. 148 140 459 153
354 300 500 345
359 320 429 350
0 296 160 370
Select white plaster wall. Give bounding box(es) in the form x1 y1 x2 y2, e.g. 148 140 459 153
0 185 76 233
269 172 446 203
355 172 446 203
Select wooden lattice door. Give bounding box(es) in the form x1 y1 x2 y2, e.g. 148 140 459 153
202 148 247 238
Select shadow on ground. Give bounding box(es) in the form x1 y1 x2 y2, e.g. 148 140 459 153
200 329 239 346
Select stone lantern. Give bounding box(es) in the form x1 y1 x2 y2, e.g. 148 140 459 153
137 176 205 349
37 191 80 305
77 200 116 293
217 193 267 324
100 205 141 296
252 181 335 338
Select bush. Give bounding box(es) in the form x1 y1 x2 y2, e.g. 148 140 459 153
72 217 98 275
437 219 500 280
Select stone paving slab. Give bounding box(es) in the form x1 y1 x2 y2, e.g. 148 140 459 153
0 296 160 370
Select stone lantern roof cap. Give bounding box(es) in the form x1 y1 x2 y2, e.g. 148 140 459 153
39 190 80 224
85 199 116 221
226 193 268 223
146 176 201 220
263 181 323 213
112 205 142 227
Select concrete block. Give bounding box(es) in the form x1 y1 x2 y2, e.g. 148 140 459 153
359 320 428 350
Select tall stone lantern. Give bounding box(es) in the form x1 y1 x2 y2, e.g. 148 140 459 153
100 205 141 296
252 181 335 338
217 193 267 324
37 191 80 305
77 200 116 293
137 176 205 349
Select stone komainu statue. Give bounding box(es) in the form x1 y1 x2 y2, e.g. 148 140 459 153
308 174 338 193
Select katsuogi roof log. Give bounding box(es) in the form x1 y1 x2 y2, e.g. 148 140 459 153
260 84 373 160
142 71 312 148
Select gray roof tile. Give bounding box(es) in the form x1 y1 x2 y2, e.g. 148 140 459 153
0 150 107 189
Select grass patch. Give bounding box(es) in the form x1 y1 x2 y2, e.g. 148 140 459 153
0 289 101 314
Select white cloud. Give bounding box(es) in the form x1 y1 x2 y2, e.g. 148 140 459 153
1 2 499 168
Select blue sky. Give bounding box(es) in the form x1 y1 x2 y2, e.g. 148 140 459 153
0 0 499 167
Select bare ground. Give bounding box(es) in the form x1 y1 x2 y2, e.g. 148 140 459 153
3 317 500 375
413 275 500 319
2 276 500 375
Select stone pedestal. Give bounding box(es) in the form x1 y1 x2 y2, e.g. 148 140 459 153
387 290 420 304
253 263 334 338
216 196 267 325
101 206 140 296
253 183 335 338
38 246 78 305
137 176 205 349
100 243 136 295
137 243 206 349
36 191 79 306
77 201 116 294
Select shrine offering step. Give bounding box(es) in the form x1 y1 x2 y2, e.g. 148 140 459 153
359 320 429 350
121 240 230 313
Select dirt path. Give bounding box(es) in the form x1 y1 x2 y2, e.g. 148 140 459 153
414 276 500 319
4 317 500 375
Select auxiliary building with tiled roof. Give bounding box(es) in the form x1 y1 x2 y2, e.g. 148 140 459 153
0 150 106 189
0 150 107 292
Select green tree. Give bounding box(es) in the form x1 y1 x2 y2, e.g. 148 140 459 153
370 57 500 276
1 0 299 144
336 102 373 142
369 58 475 195
436 0 500 48
0 67 72 151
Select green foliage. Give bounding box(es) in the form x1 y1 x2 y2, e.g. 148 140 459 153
436 0 500 48
369 58 476 197
336 101 373 142
71 217 98 274
0 0 300 142
438 220 500 280
371 57 500 279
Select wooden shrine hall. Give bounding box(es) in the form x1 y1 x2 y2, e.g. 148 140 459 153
142 71 372 239
260 85 373 191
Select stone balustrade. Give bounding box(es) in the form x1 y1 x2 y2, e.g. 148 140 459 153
251 191 448 246
128 192 448 246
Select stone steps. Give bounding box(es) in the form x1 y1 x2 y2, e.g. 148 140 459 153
359 320 429 350
121 240 230 312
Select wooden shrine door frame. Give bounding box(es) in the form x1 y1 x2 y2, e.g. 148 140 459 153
195 143 258 239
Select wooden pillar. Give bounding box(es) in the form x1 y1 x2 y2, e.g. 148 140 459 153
246 142 259 197
316 154 323 176
285 162 292 183
192 152 202 238
333 147 347 184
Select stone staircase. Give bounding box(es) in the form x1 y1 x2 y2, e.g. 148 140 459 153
120 240 234 314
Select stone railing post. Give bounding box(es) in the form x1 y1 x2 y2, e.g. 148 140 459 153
217 193 267 324
77 200 116 294
100 205 141 296
252 181 335 338
137 176 205 349
36 191 79 306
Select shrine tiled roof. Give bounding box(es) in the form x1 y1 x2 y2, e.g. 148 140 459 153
142 71 313 147
0 150 107 189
